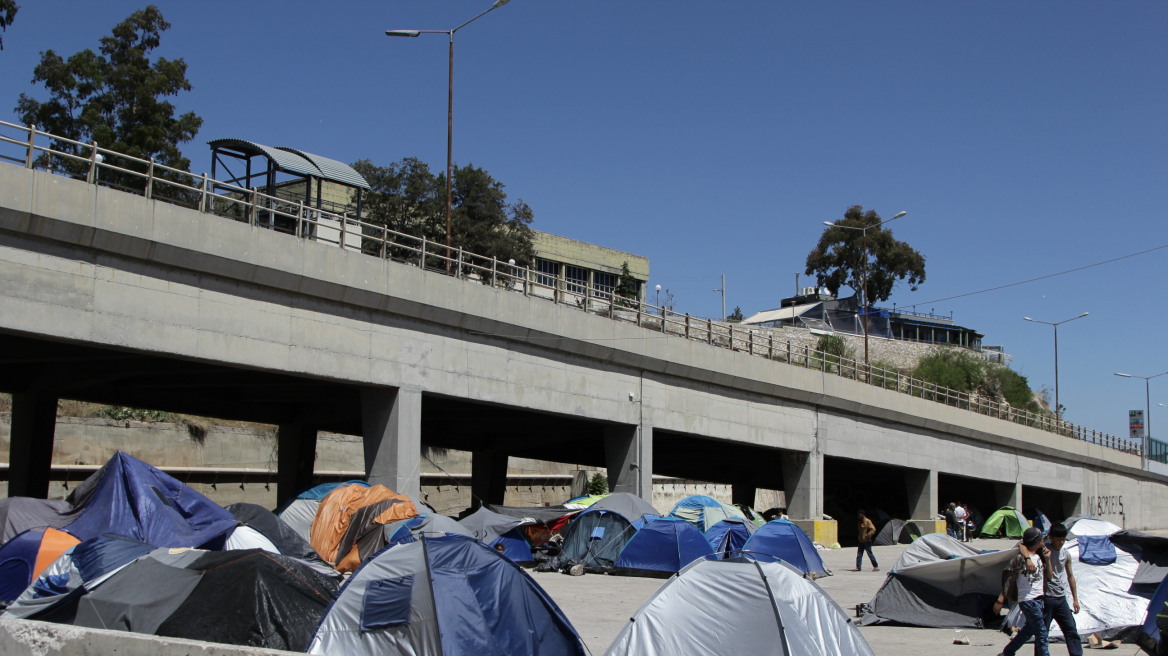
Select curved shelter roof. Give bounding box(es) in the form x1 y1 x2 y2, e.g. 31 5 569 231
208 138 370 190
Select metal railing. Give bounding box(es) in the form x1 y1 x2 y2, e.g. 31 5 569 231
0 121 1133 457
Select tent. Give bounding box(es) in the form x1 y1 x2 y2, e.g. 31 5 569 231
1068 516 1124 538
736 504 767 526
1111 530 1168 592
485 504 579 548
62 451 237 548
613 517 711 577
225 502 318 561
275 480 370 542
558 509 637 573
667 495 747 533
309 484 418 571
605 557 875 656
307 534 586 656
1025 507 1053 534
5 543 338 651
590 493 659 525
874 519 923 546
1138 573 1168 655
861 538 1016 628
385 514 475 545
0 527 79 603
979 506 1030 538
458 507 536 563
0 498 72 544
740 520 830 578
705 518 757 558
563 494 608 509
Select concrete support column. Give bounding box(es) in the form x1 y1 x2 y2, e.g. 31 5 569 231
8 392 58 498
361 387 422 499
994 481 1022 509
781 450 823 520
604 424 652 501
276 420 318 507
905 468 939 520
471 449 509 509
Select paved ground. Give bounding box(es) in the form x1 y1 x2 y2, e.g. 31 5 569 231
533 538 1125 656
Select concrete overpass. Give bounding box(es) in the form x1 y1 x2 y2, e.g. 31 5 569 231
0 158 1160 539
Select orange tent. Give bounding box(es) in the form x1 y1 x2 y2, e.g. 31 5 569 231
0 526 80 603
309 484 418 571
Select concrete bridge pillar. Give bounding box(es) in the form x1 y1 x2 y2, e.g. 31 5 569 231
276 419 319 507
471 449 509 509
604 424 652 502
8 392 58 498
994 481 1022 509
781 450 823 520
906 468 939 521
361 386 422 498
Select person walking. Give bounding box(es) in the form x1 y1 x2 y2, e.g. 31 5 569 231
944 502 959 538
852 509 879 572
993 527 1052 656
1044 523 1083 655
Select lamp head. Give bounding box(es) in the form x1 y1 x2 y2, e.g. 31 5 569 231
385 30 422 37
891 211 907 219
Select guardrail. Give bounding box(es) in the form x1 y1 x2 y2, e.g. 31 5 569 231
0 121 1134 457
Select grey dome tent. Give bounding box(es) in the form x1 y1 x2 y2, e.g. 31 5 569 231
307 534 585 656
873 518 923 546
558 509 637 573
861 534 1017 628
589 493 660 524
605 557 875 655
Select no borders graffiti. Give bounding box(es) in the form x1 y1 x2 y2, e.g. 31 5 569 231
1085 495 1124 517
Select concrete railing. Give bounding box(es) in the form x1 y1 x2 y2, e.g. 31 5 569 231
0 120 1131 456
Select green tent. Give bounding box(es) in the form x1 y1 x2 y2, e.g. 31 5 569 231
978 506 1030 538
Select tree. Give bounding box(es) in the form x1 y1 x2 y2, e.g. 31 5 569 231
15 5 202 186
352 158 443 257
804 205 926 306
727 306 745 323
0 0 17 50
447 163 536 279
614 261 639 307
587 472 609 496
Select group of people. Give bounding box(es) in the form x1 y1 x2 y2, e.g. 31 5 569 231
994 524 1082 656
944 502 976 541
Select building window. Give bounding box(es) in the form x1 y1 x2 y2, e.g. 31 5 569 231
535 259 557 287
565 265 588 295
594 272 615 299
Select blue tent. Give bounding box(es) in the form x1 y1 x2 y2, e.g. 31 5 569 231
63 451 237 548
1139 574 1168 654
741 520 831 577
614 517 712 576
705 518 758 558
308 534 585 656
559 509 637 572
457 507 535 563
667 495 747 532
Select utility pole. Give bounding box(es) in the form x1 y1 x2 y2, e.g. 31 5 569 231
713 274 726 321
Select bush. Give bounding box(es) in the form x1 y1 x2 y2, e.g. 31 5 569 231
911 348 983 392
587 472 609 495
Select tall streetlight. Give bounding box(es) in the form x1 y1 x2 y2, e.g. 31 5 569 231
1115 370 1168 471
822 210 907 364
1023 312 1089 420
655 284 661 312
386 0 512 270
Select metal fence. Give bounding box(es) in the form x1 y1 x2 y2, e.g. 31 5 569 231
0 121 1134 457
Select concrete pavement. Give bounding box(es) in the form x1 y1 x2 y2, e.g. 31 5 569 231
535 538 1112 656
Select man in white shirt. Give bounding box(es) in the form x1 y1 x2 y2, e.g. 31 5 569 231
954 503 968 541
1044 523 1082 655
994 527 1052 656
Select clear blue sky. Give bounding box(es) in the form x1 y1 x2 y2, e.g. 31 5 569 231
3 2 1166 441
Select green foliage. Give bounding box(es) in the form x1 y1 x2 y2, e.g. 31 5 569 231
727 306 745 323
817 334 851 359
101 406 170 422
587 472 609 495
0 0 17 49
912 348 1042 412
15 5 202 189
353 159 535 280
805 205 926 305
614 261 639 307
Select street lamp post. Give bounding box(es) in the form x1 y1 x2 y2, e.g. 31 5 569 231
386 0 511 271
1115 370 1168 471
1023 312 1089 420
822 210 907 364
655 284 661 313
